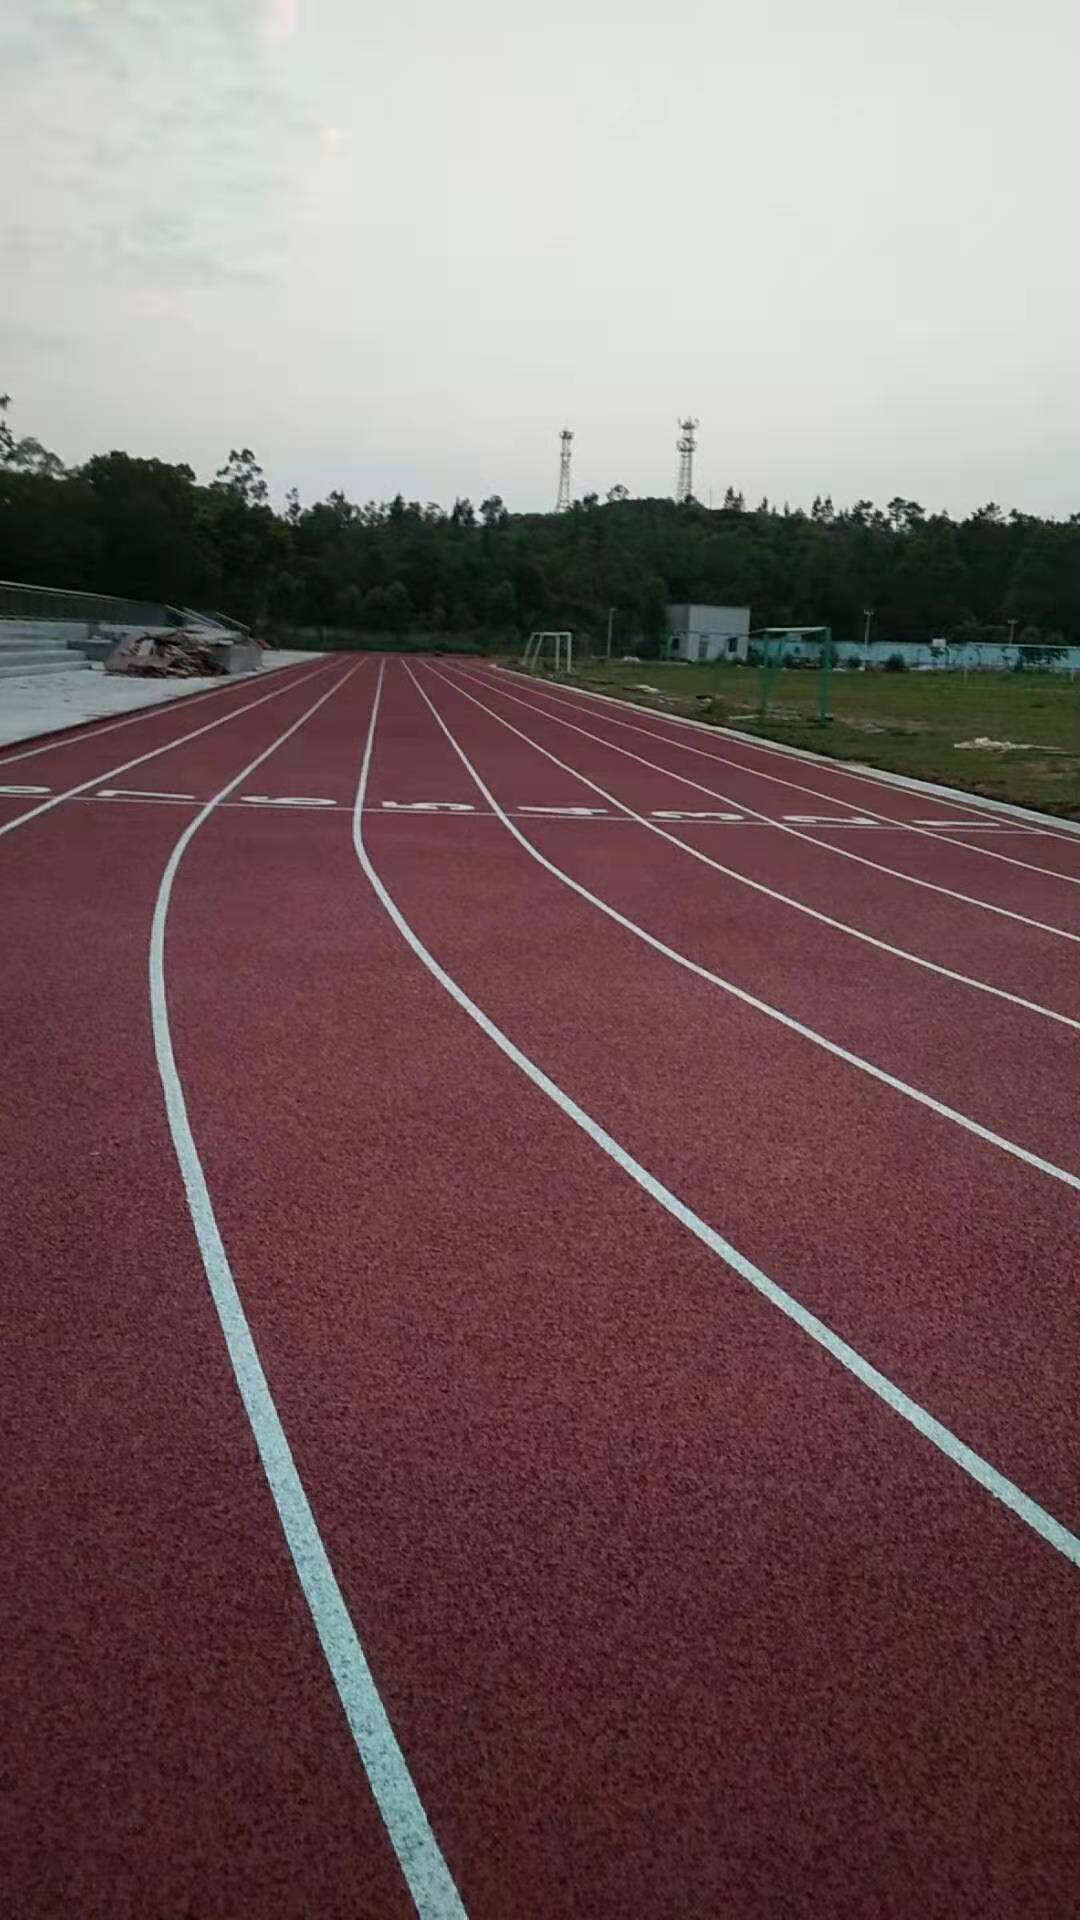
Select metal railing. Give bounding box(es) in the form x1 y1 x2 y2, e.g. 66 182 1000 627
0 579 250 635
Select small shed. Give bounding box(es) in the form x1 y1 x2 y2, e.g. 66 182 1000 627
666 604 751 663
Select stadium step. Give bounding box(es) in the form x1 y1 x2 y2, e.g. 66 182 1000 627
0 622 94 677
0 652 90 678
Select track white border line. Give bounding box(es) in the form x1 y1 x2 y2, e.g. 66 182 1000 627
491 664 1080 846
488 670 1026 829
356 664 1080 1572
484 666 1080 892
495 668 1080 878
717 723 1080 846
148 659 465 1920
0 661 331 840
0 657 321 769
424 666 1080 1031
457 669 1080 947
0 782 1049 831
404 664 1080 1196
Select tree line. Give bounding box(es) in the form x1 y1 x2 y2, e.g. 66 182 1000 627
3 394 1079 652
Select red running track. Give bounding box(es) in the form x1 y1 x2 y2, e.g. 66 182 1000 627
3 654 1080 1918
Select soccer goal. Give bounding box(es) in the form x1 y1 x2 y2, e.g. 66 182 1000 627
755 626 834 723
523 630 574 674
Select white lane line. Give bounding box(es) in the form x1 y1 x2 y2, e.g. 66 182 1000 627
502 671 1080 887
148 661 466 1920
380 800 476 813
452 668 1080 947
0 662 331 841
485 669 998 820
519 804 606 816
0 660 317 769
99 787 196 801
423 666 1080 1037
54 785 1038 834
355 665 1080 1573
783 813 878 826
413 664 1080 1181
73 793 350 813
90 796 198 808
715 721 1080 834
44 787 1057 839
239 795 337 808
534 672 1080 887
652 809 744 821
489 666 1065 832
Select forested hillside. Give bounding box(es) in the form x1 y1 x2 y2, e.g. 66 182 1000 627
3 395 1078 651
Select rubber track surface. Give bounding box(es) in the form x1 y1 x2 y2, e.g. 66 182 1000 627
3 656 1079 1917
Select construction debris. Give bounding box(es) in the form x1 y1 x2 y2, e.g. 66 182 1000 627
104 629 230 677
953 736 1040 753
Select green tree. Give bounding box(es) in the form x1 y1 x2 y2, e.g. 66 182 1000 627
335 583 365 627
198 466 283 623
1005 527 1080 633
479 494 509 530
0 394 64 476
360 586 391 627
638 574 669 656
213 447 269 506
889 521 969 638
485 579 516 632
268 569 304 625
80 452 212 605
383 580 412 633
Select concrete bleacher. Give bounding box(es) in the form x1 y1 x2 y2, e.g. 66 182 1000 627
0 581 256 680
0 622 92 679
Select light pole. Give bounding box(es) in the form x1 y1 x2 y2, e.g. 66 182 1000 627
606 606 616 661
862 607 874 670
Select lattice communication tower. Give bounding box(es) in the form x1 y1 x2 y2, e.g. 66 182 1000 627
557 429 573 511
676 417 700 503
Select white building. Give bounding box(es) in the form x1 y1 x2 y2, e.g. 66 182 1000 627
666 603 751 662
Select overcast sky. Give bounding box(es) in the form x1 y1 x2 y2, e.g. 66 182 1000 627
2 0 1078 516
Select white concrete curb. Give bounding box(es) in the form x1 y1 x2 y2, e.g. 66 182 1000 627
494 666 1080 841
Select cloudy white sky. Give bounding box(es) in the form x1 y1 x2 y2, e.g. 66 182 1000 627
2 0 1078 514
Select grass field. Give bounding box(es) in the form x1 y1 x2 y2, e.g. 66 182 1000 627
519 660 1080 819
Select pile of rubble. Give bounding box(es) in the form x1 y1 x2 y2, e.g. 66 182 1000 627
104 629 231 677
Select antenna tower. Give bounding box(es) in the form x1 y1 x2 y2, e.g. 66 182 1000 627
675 417 700 503
556 428 573 511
